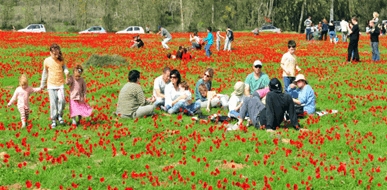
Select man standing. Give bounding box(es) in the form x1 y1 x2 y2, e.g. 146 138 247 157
153 67 171 108
224 26 233 52
368 20 380 61
347 17 360 62
244 60 270 97
304 16 312 41
157 26 172 50
340 18 349 42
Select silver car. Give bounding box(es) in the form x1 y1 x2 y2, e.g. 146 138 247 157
18 24 46 33
259 25 281 33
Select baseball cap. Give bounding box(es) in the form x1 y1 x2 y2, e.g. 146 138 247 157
158 26 161 30
253 60 263 67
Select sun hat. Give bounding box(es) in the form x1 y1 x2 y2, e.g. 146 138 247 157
293 74 308 84
231 81 245 97
253 60 262 67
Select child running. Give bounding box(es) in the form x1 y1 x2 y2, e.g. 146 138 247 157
7 74 42 128
40 43 69 128
66 64 93 127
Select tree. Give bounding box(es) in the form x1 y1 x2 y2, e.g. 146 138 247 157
1 0 16 28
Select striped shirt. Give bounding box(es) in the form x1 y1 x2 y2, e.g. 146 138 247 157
116 82 152 117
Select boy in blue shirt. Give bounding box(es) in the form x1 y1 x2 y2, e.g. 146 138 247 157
287 74 316 115
203 27 214 58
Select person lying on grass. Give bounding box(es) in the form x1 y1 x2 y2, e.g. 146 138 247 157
198 83 229 112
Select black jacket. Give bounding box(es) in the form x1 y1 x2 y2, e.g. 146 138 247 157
370 26 380 42
349 24 360 41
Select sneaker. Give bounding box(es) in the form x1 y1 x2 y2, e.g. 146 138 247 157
227 123 239 131
51 121 57 129
160 106 167 112
58 116 65 125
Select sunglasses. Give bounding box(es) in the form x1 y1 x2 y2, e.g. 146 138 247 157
204 74 211 78
171 76 178 79
288 45 296 48
254 65 262 69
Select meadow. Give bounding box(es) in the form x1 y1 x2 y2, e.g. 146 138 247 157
0 31 386 190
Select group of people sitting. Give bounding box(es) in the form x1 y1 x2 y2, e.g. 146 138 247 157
115 40 316 131
166 45 194 60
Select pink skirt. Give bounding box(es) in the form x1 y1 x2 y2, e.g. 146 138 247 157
70 100 93 118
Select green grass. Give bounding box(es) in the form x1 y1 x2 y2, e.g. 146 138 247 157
0 32 386 189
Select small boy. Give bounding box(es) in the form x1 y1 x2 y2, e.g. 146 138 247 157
177 81 192 106
198 83 229 112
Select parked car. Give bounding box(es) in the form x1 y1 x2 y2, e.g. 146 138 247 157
18 24 46 33
116 26 145 34
79 26 106 34
259 25 281 33
333 21 341 32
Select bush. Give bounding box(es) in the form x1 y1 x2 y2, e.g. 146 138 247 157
84 54 127 68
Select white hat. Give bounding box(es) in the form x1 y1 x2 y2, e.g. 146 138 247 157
253 60 262 67
293 74 308 84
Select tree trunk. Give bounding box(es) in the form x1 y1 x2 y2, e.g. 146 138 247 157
267 0 274 19
180 0 184 32
40 0 42 22
257 2 263 27
330 0 334 22
298 0 306 33
212 4 214 24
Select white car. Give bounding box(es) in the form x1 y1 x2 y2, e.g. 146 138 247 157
18 24 46 33
79 26 106 34
259 25 281 33
116 26 145 34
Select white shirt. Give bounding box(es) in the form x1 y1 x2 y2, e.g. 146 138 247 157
228 94 245 116
178 90 192 106
193 36 200 43
153 75 169 99
340 20 348 32
164 83 181 107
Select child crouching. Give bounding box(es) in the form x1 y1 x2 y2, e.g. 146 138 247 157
66 64 93 127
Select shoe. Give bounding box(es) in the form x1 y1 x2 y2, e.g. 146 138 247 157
58 116 65 125
160 106 167 112
51 121 57 129
194 109 202 116
227 123 239 131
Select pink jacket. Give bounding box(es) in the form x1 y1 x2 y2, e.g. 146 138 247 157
256 87 270 98
66 75 87 101
8 86 42 109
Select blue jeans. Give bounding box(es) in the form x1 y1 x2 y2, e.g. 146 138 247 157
306 29 312 41
329 31 336 40
283 77 296 94
229 110 248 119
153 99 165 108
168 101 201 115
204 44 212 57
371 42 380 61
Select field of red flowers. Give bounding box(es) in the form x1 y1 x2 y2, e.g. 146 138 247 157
0 31 386 190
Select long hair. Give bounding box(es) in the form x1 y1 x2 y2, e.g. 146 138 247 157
49 43 64 62
170 69 181 86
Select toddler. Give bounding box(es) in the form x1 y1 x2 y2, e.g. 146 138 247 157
163 81 200 115
66 64 93 127
7 74 42 128
40 43 69 128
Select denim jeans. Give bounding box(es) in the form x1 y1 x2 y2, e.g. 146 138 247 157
204 44 212 57
283 77 296 94
306 29 312 41
229 110 248 119
153 98 165 108
329 31 336 40
371 42 380 61
167 101 201 115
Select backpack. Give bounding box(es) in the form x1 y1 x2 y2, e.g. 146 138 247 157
228 30 234 41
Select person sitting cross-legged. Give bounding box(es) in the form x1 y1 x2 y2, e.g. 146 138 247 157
287 74 316 116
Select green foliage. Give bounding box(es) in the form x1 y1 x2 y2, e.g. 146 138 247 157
102 13 114 33
84 54 127 68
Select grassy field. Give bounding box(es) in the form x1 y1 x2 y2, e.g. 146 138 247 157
0 31 386 189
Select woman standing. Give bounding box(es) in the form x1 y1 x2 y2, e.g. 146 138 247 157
328 20 336 43
321 19 328 41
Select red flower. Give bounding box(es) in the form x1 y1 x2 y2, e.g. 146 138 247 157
100 177 105 182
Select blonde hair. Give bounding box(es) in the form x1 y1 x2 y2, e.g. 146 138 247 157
323 19 327 24
19 74 28 86
373 12 379 18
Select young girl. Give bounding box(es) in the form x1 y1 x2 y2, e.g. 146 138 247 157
66 64 93 127
198 84 229 113
40 43 69 128
216 30 225 51
7 74 42 128
163 81 200 115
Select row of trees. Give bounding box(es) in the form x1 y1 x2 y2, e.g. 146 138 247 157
1 0 386 32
